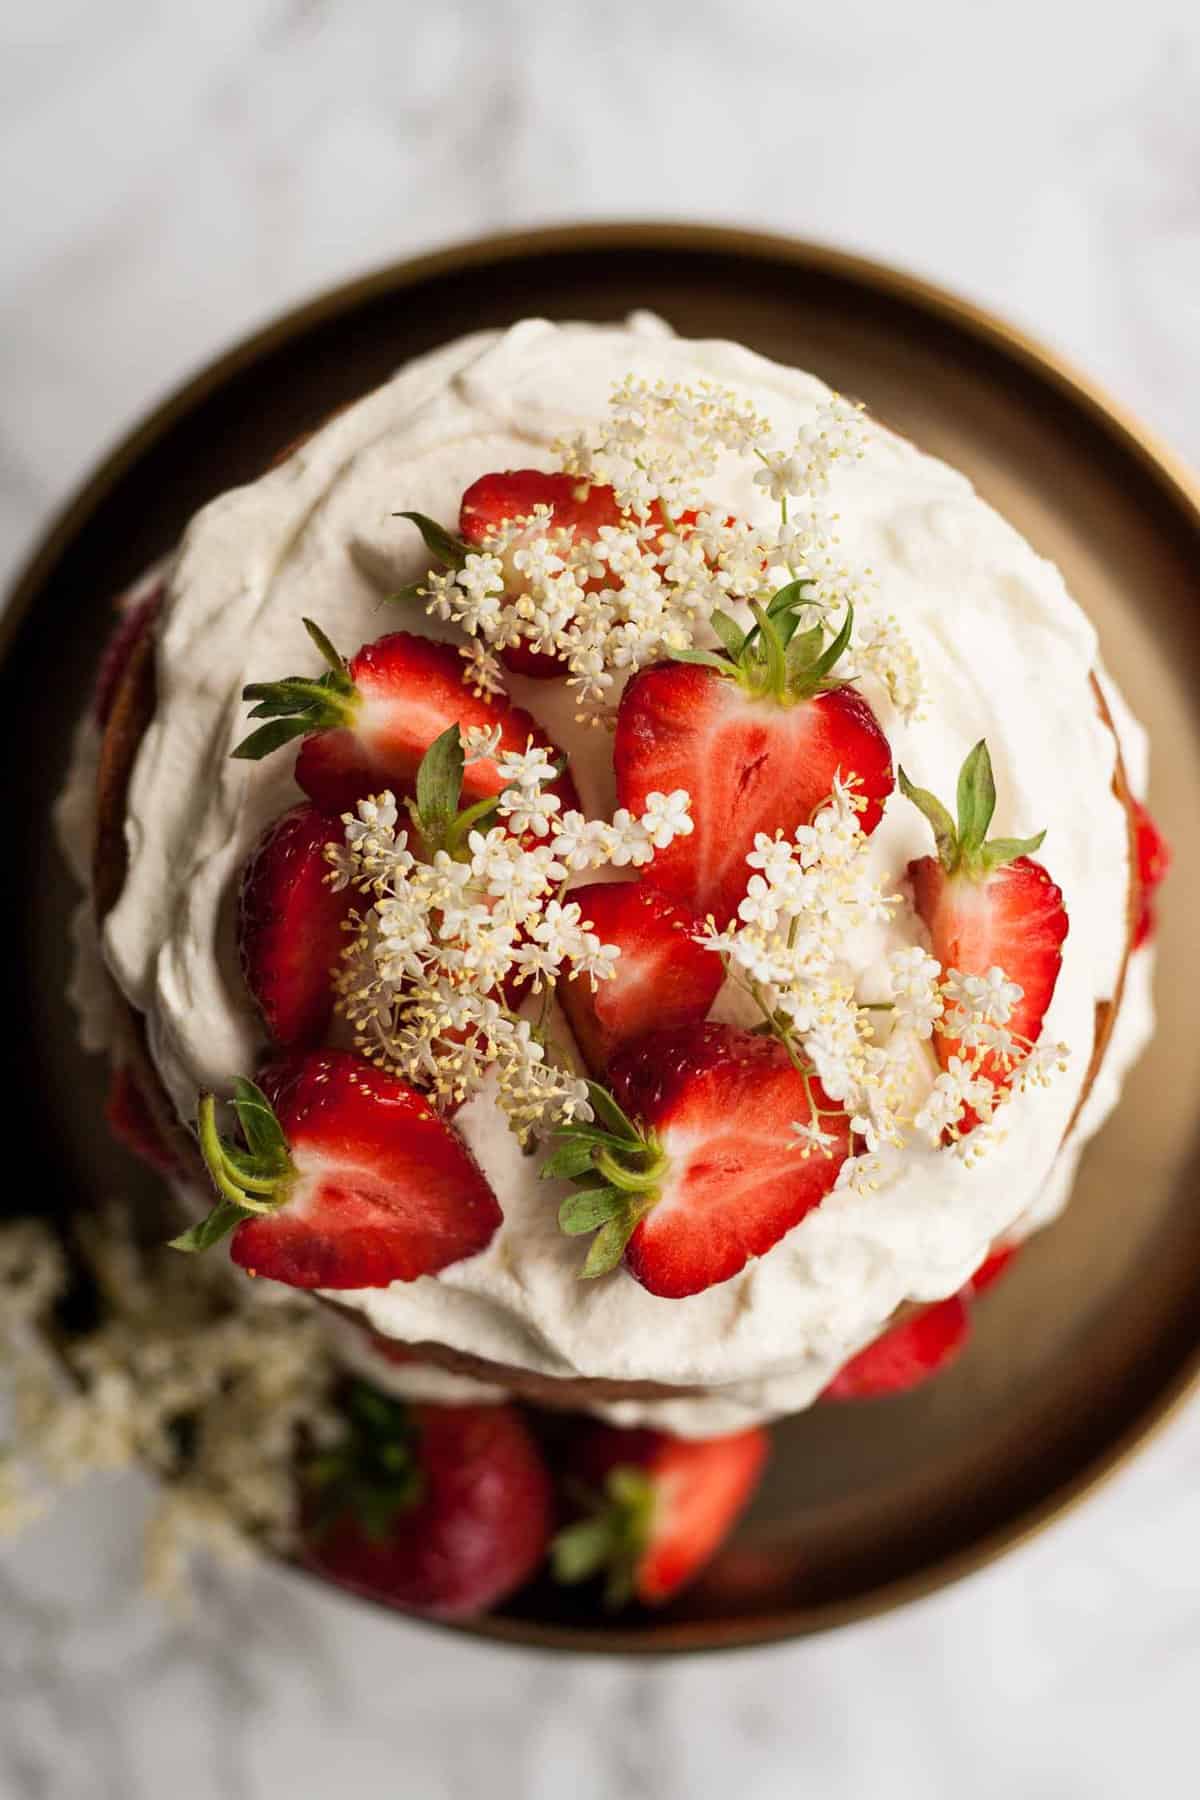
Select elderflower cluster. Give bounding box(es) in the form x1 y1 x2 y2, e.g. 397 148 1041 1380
0 1208 340 1609
330 748 694 1140
416 377 924 725
695 781 1070 1183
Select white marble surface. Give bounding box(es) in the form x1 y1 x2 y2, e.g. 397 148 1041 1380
3 0 1200 1792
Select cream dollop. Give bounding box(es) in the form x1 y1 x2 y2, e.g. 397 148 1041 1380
71 317 1148 1431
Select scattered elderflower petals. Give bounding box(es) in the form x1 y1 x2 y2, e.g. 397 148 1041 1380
0 1208 340 1608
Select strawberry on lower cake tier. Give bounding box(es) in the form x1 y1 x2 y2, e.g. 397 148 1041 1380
57 316 1166 1435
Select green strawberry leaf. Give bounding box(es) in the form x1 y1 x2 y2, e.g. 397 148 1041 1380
584 1082 643 1144
709 610 747 658
980 830 1046 870
395 511 469 570
956 739 997 857
580 1214 635 1280
540 1139 601 1182
558 1186 625 1236
232 1078 290 1169
898 766 959 871
415 724 465 830
169 1198 250 1254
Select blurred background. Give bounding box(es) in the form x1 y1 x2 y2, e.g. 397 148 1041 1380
3 1 1198 1794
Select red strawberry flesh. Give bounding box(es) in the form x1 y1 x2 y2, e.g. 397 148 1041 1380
910 854 1068 1087
293 631 578 816
609 1023 851 1299
557 881 722 1077
238 803 354 1049
823 1294 970 1399
1132 798 1171 948
967 1242 1019 1295
570 1423 768 1605
229 1050 501 1289
305 1401 553 1620
616 663 892 926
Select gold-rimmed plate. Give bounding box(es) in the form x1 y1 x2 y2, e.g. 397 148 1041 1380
6 224 1199 1653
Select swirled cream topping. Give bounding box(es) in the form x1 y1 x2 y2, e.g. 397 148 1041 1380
70 317 1150 1430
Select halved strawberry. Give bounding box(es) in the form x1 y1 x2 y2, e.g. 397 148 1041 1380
557 882 722 1077
547 1024 851 1299
1132 797 1171 948
902 741 1068 1095
238 803 354 1049
967 1242 1020 1296
172 1049 502 1289
551 1423 768 1607
303 1385 553 1620
459 470 654 678
615 603 892 926
233 621 577 816
822 1295 971 1399
105 1063 179 1175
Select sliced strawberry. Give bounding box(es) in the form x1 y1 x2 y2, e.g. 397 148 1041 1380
1132 797 1171 948
552 1423 768 1607
460 471 641 678
174 1050 501 1290
93 581 163 727
911 854 1068 1078
234 623 578 817
557 882 722 1077
238 803 355 1049
582 1023 852 1299
822 1295 971 1399
303 1387 553 1619
616 662 892 926
105 1064 179 1175
901 741 1068 1115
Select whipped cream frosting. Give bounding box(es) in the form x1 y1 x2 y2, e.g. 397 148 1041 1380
64 316 1151 1432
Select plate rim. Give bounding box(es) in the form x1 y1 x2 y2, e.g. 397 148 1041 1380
9 220 1200 1654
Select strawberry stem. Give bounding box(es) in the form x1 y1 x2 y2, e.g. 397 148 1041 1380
899 740 1046 877
232 620 359 762
172 1083 296 1255
551 1465 658 1610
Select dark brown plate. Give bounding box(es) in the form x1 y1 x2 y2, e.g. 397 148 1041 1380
6 225 1199 1653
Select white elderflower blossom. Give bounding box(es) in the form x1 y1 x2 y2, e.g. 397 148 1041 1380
407 376 916 728
333 768 693 1141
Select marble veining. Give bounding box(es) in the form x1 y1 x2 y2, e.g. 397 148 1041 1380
3 0 1199 1793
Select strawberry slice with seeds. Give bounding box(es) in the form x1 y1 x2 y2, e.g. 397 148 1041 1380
233 620 577 816
615 599 892 926
1132 797 1171 948
822 1295 970 1399
546 1024 851 1299
557 881 722 1077
459 471 653 678
552 1423 768 1607
173 1049 502 1289
901 740 1068 1101
303 1385 553 1619
238 803 355 1049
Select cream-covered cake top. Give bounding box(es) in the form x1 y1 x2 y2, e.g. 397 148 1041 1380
74 315 1146 1427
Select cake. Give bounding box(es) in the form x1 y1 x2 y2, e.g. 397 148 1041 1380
58 315 1167 1438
